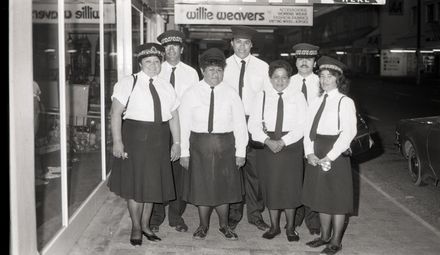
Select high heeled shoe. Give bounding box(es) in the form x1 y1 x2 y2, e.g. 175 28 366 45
129 238 142 246
142 231 162 242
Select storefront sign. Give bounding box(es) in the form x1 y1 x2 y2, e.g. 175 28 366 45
32 3 116 24
380 50 408 76
175 0 386 4
318 0 385 4
175 4 313 26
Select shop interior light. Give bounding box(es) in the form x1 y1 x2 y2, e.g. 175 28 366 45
280 53 289 57
420 50 433 53
44 48 55 53
390 49 416 53
336 51 346 55
433 49 440 52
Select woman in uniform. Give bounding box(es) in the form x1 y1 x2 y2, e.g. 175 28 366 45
302 56 357 255
108 43 180 246
179 48 248 241
248 60 307 242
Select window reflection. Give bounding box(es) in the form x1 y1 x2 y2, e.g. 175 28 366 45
33 0 62 250
32 0 117 249
64 0 102 218
105 0 118 174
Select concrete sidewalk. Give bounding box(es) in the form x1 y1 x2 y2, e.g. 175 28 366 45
69 172 440 255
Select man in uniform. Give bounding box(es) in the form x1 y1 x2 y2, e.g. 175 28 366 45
290 42 321 235
150 29 200 233
223 25 270 232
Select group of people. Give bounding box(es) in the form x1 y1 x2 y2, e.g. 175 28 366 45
107 25 357 255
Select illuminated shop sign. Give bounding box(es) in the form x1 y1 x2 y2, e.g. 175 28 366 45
175 4 313 26
32 3 116 24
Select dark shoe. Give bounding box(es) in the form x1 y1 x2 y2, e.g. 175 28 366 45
306 238 331 248
309 229 321 235
142 231 161 242
130 229 142 246
129 238 142 246
173 222 188 232
218 226 238 241
228 219 240 231
193 226 209 240
250 219 270 231
320 244 342 255
286 229 300 242
150 225 159 233
262 228 281 239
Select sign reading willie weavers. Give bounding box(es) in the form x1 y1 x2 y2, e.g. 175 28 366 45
174 0 386 5
175 4 313 26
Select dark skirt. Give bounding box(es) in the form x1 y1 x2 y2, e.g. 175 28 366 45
108 119 175 203
301 134 353 214
182 132 244 206
256 134 304 210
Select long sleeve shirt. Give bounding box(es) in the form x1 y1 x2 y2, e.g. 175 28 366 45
111 71 179 121
248 84 307 146
289 73 320 104
303 89 357 161
159 61 200 99
179 80 249 158
223 54 269 116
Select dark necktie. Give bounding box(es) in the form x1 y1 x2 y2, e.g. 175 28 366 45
149 78 162 123
309 94 328 141
239 60 246 98
170 67 176 87
302 78 308 103
274 92 284 140
208 87 214 133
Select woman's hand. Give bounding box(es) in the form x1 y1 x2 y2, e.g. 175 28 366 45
236 157 246 169
317 156 332 166
317 156 332 171
306 153 319 166
265 139 283 153
180 157 189 170
113 141 128 159
170 143 181 161
275 139 285 153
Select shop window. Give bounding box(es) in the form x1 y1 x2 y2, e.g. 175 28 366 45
32 0 62 250
64 0 102 219
32 0 117 250
105 0 118 174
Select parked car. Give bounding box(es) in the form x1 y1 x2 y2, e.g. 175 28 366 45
395 116 440 186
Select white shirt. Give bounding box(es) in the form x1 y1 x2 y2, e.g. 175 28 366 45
159 61 200 99
303 89 357 161
179 80 249 158
111 71 179 122
289 73 320 104
223 54 269 115
248 84 307 146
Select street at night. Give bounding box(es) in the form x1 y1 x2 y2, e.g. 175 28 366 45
350 75 440 232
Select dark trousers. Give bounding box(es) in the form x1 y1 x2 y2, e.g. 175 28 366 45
150 160 186 227
229 147 265 223
294 205 321 231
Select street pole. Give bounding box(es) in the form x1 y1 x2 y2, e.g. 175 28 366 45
416 0 422 85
